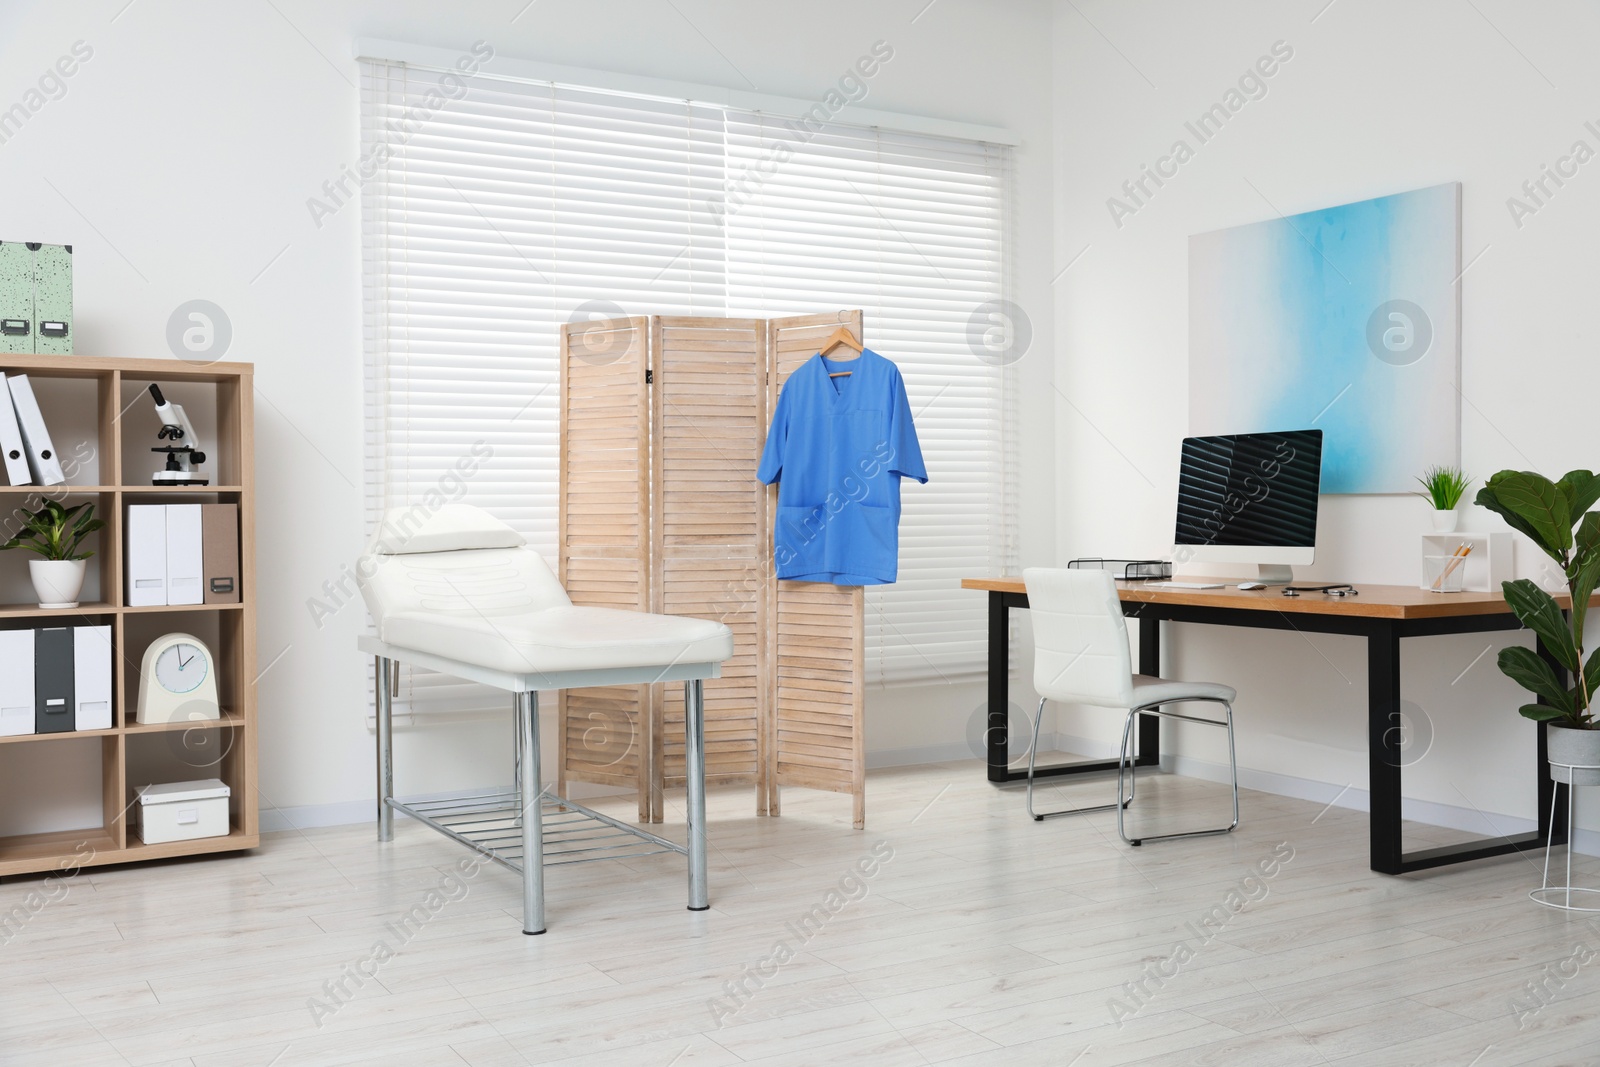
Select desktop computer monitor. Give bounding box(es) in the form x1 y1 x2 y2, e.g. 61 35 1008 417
1173 428 1323 585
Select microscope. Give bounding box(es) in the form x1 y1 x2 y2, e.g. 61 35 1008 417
148 384 208 486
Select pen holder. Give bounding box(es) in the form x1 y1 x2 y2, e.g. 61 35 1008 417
1423 554 1466 593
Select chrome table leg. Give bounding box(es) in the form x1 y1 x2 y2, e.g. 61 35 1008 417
516 690 546 934
685 679 709 911
376 655 394 843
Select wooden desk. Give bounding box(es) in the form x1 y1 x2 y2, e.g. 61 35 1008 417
961 576 1569 875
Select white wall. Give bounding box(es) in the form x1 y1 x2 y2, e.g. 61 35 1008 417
0 0 1055 824
1052 0 1599 838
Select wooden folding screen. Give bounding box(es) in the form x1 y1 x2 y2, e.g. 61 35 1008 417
557 316 652 820
649 317 770 822
557 311 868 828
765 313 868 829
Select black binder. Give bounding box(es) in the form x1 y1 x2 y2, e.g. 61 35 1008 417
35 626 74 734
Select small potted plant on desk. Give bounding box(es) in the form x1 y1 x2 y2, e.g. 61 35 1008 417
1 500 105 609
1477 470 1600 785
1418 465 1471 533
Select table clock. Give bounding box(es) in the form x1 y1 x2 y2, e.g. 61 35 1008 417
137 633 220 724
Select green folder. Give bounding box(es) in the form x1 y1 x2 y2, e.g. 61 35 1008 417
0 242 32 355
31 243 72 355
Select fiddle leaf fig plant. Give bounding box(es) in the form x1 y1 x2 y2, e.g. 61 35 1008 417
0 500 105 561
1476 470 1600 728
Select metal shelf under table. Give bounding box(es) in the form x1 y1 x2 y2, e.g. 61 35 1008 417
389 790 683 871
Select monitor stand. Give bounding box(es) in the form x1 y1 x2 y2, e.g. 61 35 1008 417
1256 564 1295 586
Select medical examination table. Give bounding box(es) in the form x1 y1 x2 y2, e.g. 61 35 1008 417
358 504 734 934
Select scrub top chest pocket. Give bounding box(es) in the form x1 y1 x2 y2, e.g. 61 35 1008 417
841 410 887 465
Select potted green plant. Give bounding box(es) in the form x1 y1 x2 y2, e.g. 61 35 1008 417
1477 469 1600 785
1417 465 1471 533
0 500 105 609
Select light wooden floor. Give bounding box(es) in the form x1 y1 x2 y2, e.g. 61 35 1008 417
4 761 1600 1066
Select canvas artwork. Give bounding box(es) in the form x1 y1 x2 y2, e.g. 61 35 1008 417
1188 182 1461 494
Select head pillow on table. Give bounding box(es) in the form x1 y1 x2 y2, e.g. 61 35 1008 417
368 502 527 554
359 504 572 634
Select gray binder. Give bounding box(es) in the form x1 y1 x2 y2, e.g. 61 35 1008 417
35 626 75 734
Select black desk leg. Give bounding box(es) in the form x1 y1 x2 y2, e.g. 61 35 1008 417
1368 623 1404 874
1137 614 1160 767
988 590 1010 783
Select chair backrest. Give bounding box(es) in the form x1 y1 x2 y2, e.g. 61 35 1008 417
1023 567 1135 708
358 504 571 639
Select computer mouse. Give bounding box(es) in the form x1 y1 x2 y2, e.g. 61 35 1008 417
1237 582 1265 590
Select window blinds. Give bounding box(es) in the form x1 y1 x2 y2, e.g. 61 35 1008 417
720 116 1014 686
361 58 1014 712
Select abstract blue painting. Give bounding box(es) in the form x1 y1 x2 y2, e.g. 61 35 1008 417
1189 183 1460 494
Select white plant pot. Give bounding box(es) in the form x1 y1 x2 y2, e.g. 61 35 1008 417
1547 723 1600 787
1430 508 1459 533
29 559 87 609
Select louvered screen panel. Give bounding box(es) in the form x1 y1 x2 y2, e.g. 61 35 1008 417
558 317 652 819
649 317 769 821
765 312 867 829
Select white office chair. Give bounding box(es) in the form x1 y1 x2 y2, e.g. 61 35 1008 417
1023 567 1239 845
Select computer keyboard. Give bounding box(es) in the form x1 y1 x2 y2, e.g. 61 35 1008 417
1154 581 1226 589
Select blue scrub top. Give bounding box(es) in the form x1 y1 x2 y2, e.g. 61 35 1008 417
756 348 927 586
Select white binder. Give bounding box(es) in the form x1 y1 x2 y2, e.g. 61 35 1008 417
0 373 31 485
73 624 113 731
0 629 36 737
166 504 203 606
7 374 64 486
127 504 168 606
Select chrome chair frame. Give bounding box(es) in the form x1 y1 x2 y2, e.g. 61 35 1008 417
1116 698 1238 846
1026 695 1133 821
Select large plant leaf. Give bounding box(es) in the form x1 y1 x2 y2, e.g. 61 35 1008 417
1479 472 1572 559
1499 645 1574 708
1579 511 1600 559
1520 703 1571 722
1581 648 1600 715
1570 514 1600 661
1560 471 1600 520
1503 578 1579 671
1477 477 1561 560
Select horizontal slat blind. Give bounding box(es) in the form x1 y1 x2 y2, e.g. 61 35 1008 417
723 116 1013 685
363 59 1014 704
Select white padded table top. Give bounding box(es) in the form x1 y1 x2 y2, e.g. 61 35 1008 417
381 604 733 676
357 633 726 694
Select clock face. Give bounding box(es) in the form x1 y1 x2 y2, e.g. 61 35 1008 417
154 642 208 694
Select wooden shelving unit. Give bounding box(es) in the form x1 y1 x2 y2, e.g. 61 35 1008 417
0 353 255 877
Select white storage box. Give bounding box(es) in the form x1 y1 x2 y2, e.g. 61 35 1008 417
134 779 231 845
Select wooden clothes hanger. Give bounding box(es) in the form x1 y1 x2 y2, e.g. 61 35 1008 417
818 326 863 377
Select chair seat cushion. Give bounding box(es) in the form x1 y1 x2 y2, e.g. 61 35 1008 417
1131 675 1236 706
382 605 734 676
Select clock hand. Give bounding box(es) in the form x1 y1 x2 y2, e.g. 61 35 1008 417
178 652 193 670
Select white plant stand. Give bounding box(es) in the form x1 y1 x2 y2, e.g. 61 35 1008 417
1530 762 1600 912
